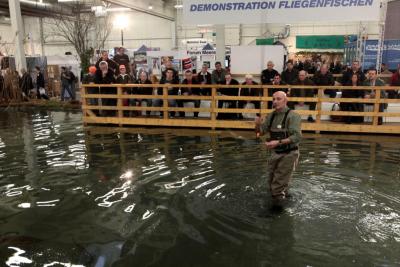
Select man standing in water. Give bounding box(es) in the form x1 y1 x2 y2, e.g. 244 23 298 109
255 91 302 207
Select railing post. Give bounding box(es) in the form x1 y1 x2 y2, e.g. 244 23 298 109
262 86 268 117
81 85 87 126
211 87 216 130
316 87 324 131
163 85 168 120
117 86 123 127
372 88 381 126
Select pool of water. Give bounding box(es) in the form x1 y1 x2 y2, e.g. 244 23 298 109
0 107 400 267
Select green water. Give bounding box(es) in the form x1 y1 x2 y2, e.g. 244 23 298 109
0 108 400 267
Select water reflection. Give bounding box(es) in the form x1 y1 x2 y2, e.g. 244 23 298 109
0 108 399 266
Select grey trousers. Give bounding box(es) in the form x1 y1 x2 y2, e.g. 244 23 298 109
267 150 299 199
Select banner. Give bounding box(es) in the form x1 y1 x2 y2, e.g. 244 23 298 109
183 0 380 25
296 35 345 49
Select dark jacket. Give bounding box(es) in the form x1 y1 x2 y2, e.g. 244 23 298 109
159 77 179 95
197 71 212 85
94 69 115 85
241 81 261 96
342 81 364 98
261 69 279 84
20 73 33 95
161 68 180 84
211 69 227 84
137 79 153 95
219 79 239 96
341 69 366 86
181 78 201 95
36 72 45 89
281 69 298 85
313 71 336 97
292 78 316 97
270 81 288 95
113 53 130 74
82 73 96 84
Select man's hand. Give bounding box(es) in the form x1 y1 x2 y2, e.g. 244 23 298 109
265 140 280 149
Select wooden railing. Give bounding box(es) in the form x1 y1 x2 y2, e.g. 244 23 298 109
81 84 400 134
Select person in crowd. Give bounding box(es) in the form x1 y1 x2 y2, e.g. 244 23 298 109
390 66 400 99
130 63 138 82
380 63 393 86
116 64 133 116
341 73 364 124
217 73 239 120
178 70 201 118
364 69 386 125
135 71 153 116
261 60 279 84
61 66 73 101
113 47 130 75
332 61 343 74
292 70 316 122
313 64 336 98
95 61 116 116
197 63 212 96
95 50 118 74
156 68 179 118
161 60 179 83
211 61 227 84
281 61 298 85
255 91 302 208
68 66 77 100
19 68 33 100
269 74 289 109
34 66 49 100
341 60 365 86
238 74 260 118
82 66 98 106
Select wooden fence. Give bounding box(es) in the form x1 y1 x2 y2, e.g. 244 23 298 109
81 84 400 134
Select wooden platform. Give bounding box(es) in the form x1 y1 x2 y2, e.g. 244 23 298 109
81 84 400 134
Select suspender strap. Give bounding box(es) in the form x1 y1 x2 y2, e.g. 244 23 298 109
268 109 291 129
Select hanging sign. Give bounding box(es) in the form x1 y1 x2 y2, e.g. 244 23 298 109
183 0 380 25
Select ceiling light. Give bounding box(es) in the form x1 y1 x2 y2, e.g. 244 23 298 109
148 4 153 10
106 7 131 12
174 4 183 8
20 0 49 6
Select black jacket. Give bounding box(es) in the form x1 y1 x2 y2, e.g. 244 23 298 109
197 71 212 84
36 72 45 89
241 81 261 96
137 79 153 95
292 78 316 97
113 53 130 74
20 73 33 94
95 58 119 73
181 78 201 95
159 77 179 95
219 79 239 96
313 71 336 97
281 69 298 85
341 69 366 86
94 69 115 84
261 69 279 84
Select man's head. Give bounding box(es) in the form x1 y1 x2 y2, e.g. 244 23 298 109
273 74 281 84
139 71 148 81
201 64 208 73
298 70 307 81
272 91 288 111
245 74 253 84
34 66 40 74
351 60 360 72
165 60 173 69
88 66 97 75
101 50 109 61
99 61 108 72
119 64 126 75
118 47 124 55
286 61 293 71
165 68 174 80
61 66 66 72
381 63 387 72
225 73 232 83
185 70 193 81
368 69 377 81
21 68 26 75
320 64 329 75
267 61 274 70
215 62 222 71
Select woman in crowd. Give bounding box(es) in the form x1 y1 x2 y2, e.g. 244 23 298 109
341 73 364 124
390 66 400 99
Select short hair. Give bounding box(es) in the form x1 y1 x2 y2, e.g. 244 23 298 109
368 68 378 74
215 61 222 66
245 74 253 79
35 66 40 71
274 73 281 78
99 61 108 67
267 61 274 65
165 68 174 73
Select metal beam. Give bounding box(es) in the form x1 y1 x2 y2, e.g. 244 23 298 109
106 0 175 21
8 0 26 71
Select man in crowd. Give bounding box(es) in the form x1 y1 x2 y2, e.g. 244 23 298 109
178 70 201 118
61 66 74 101
217 73 239 120
19 68 33 100
157 68 179 118
341 60 365 85
255 91 302 208
211 61 227 84
95 61 116 116
34 66 49 100
281 61 298 85
238 74 260 118
82 66 98 106
95 50 119 74
364 69 386 125
313 64 336 98
113 47 130 75
116 64 134 116
161 60 179 84
292 70 316 122
261 61 279 85
197 63 212 96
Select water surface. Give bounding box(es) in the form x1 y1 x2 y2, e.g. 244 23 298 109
0 108 399 266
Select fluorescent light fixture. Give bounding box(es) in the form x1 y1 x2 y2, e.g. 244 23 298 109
106 7 131 12
58 0 79 2
174 4 183 8
113 14 129 29
20 0 49 6
148 4 153 10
